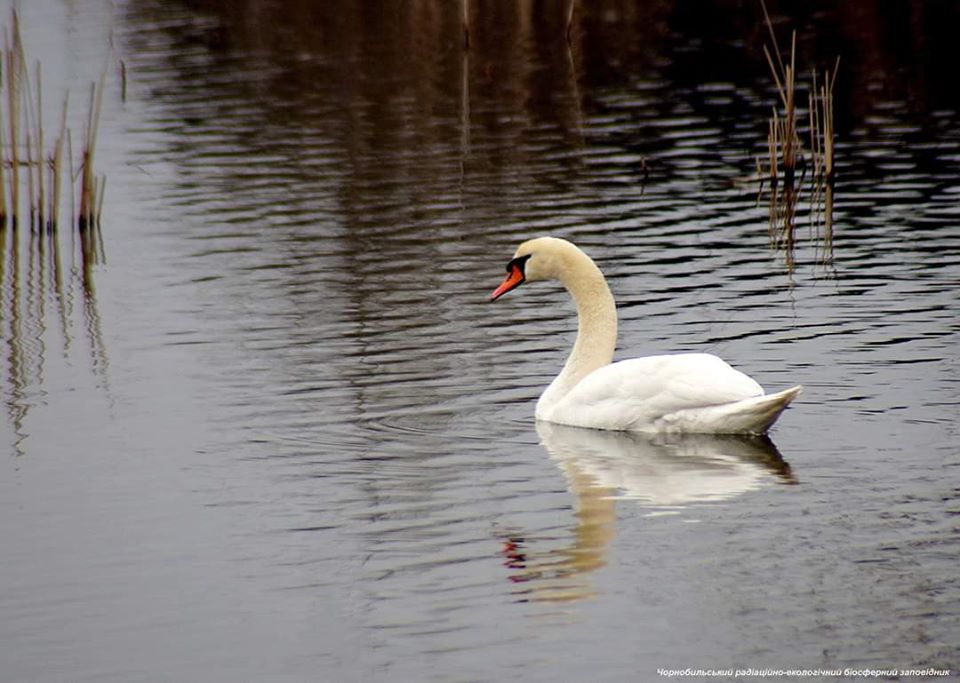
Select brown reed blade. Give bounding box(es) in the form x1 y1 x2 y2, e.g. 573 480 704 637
25 128 33 226
0 54 5 223
759 0 785 82
6 13 21 224
35 60 44 230
49 94 68 230
762 45 786 110
78 74 105 230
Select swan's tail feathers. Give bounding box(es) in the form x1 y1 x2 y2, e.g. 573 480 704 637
672 385 803 435
740 385 803 434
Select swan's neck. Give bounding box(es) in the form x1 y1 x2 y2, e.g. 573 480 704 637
537 253 617 414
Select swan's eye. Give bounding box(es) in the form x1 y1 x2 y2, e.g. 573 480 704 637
506 254 532 275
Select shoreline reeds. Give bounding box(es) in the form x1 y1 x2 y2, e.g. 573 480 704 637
0 9 112 453
760 0 807 192
757 0 838 273
0 8 106 235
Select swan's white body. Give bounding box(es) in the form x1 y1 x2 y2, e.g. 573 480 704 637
491 236 801 435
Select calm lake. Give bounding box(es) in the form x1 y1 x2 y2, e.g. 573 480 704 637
1 1 958 681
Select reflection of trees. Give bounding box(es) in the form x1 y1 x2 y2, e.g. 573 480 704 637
172 0 959 121
134 1 957 284
123 1 959 266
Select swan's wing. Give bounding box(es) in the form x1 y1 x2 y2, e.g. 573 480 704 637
549 353 765 430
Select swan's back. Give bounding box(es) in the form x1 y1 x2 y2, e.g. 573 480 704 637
538 353 799 434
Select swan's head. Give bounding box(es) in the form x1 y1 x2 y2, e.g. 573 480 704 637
490 237 580 301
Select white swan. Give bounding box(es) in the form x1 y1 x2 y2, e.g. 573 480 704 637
490 236 802 434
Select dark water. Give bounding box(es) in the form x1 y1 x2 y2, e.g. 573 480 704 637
1 1 958 681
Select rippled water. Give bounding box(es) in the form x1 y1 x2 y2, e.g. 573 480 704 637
1 1 958 681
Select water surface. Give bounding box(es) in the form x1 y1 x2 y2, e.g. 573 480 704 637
1 1 958 681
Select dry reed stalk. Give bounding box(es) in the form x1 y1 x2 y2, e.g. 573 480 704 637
758 0 808 271
763 32 799 186
461 0 470 50
808 58 838 185
785 34 797 181
808 70 821 180
25 128 33 224
0 7 110 233
78 85 93 229
760 0 784 80
821 57 838 182
810 60 838 273
34 61 44 230
756 1 841 278
49 94 68 229
767 113 778 184
0 58 5 224
6 13 22 225
760 0 808 190
67 127 75 229
821 82 833 180
78 74 105 230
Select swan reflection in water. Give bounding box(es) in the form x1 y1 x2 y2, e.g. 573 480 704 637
499 422 794 604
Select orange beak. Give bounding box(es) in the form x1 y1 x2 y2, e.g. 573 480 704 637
490 264 525 301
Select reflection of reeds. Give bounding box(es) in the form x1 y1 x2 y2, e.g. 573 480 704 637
119 59 127 103
0 199 108 455
0 9 106 233
565 0 578 43
50 95 68 229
